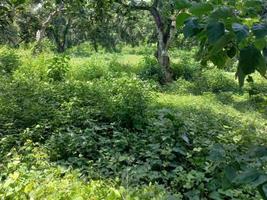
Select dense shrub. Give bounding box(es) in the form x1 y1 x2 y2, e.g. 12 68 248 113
0 74 152 138
0 46 21 75
97 76 152 128
32 39 56 54
109 56 133 74
171 50 200 81
47 55 70 82
138 56 164 83
0 78 58 135
69 57 108 81
52 76 152 128
195 68 239 93
66 42 95 57
164 78 195 94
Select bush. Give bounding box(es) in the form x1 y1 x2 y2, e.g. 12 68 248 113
1 47 266 200
46 106 261 200
0 46 21 75
109 56 133 74
165 78 195 94
52 76 152 128
0 78 57 134
0 74 151 139
195 68 239 93
66 42 94 57
138 56 164 83
120 45 156 56
47 55 70 82
69 57 108 81
95 76 152 128
32 39 56 54
171 50 200 81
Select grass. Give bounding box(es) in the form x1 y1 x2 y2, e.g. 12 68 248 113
155 92 266 137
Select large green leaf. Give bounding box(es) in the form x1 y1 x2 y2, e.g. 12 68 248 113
254 38 267 50
224 166 237 182
235 66 246 87
232 23 249 42
209 33 232 55
210 6 233 19
183 18 202 38
210 51 228 68
252 24 267 39
207 22 225 44
237 45 266 85
239 46 265 74
233 168 261 185
175 0 191 10
176 13 191 28
189 2 213 16
258 183 267 200
208 144 225 161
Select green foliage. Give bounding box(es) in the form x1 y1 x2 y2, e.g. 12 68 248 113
171 50 201 81
237 45 266 86
183 18 202 38
0 46 267 199
181 0 267 86
95 76 152 128
164 78 195 95
0 140 177 200
66 42 96 57
119 45 156 56
68 57 109 81
0 46 21 75
196 69 239 93
47 55 70 82
232 23 249 43
138 56 164 83
207 22 225 44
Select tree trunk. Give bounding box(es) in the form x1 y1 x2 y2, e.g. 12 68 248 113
156 31 173 83
117 0 176 83
92 38 98 52
150 7 175 84
33 4 64 54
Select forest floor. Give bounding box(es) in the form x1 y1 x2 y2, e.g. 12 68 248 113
0 45 266 199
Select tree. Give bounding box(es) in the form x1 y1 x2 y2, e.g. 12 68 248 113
0 0 26 46
177 0 267 86
115 0 177 83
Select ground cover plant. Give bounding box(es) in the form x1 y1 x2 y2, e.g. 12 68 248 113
0 44 266 199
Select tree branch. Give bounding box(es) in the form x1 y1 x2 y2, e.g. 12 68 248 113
150 7 164 32
152 0 160 8
115 0 151 11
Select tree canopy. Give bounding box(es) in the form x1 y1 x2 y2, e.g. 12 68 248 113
0 0 266 83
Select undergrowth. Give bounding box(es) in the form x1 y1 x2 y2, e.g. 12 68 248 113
0 44 266 199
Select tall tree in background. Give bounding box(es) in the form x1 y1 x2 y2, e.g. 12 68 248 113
116 0 177 83
0 0 25 46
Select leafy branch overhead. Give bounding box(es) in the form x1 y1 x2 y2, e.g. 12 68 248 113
176 0 267 86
